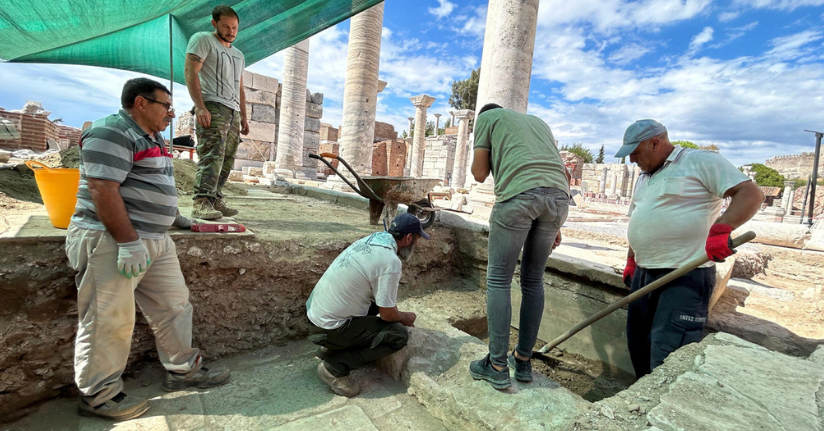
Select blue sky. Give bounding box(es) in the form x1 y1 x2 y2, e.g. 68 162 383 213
1 0 823 167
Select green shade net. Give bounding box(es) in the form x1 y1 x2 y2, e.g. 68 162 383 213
0 0 384 84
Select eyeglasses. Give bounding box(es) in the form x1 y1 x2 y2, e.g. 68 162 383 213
143 97 175 114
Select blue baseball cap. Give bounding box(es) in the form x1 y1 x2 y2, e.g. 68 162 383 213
389 213 430 240
615 119 667 158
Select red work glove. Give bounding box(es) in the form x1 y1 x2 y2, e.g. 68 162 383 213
623 256 637 288
706 223 734 262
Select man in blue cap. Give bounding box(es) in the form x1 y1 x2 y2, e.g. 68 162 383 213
617 119 764 377
306 213 429 397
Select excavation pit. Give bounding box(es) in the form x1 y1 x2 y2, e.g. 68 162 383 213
2 182 823 430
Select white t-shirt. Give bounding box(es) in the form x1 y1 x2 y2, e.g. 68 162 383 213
186 31 245 111
627 146 750 269
307 232 402 330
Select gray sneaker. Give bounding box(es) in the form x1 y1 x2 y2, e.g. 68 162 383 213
469 354 511 389
191 198 222 220
77 392 149 421
162 356 230 392
213 199 239 217
317 362 361 397
507 352 533 382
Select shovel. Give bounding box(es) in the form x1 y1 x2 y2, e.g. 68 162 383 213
534 231 756 356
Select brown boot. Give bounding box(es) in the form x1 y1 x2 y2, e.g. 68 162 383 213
213 199 239 217
191 198 222 220
317 362 361 397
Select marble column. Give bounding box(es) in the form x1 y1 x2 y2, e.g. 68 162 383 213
275 39 310 179
610 173 618 195
629 165 641 198
783 180 796 212
451 109 474 188
338 2 384 176
405 116 415 173
449 111 455 128
599 167 608 194
434 113 441 137
474 0 539 123
409 94 435 177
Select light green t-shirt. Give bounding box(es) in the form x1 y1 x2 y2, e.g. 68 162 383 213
473 108 569 202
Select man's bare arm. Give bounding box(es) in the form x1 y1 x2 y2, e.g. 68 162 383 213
184 53 211 128
378 306 416 327
716 180 765 229
471 149 491 183
239 75 249 135
88 178 138 243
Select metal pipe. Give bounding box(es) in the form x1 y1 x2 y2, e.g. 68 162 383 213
800 174 811 224
804 130 822 227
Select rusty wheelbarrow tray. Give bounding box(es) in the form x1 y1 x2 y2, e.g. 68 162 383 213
309 153 441 228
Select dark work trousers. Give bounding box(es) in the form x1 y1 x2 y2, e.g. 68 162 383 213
308 302 409 377
626 266 715 378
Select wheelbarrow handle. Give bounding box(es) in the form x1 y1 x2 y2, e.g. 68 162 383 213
308 152 383 203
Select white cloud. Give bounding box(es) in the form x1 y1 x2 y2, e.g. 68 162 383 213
608 43 654 65
688 27 715 55
428 0 456 19
731 0 824 11
537 0 712 33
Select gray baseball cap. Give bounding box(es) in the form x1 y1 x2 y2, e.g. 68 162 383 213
615 119 667 158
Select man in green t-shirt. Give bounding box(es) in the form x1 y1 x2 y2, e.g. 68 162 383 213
468 104 570 389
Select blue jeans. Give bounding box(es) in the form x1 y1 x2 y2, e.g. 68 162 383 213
486 187 569 367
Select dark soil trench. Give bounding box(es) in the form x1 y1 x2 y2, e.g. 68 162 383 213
452 316 636 401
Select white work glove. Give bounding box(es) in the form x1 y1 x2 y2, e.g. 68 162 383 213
117 240 151 279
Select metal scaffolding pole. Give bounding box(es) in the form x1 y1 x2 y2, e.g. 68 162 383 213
803 130 822 227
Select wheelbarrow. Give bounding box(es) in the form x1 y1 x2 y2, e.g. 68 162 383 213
309 153 441 228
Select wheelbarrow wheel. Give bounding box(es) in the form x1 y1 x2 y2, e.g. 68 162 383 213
411 207 435 229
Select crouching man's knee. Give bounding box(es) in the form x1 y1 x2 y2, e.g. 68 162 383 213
385 323 409 351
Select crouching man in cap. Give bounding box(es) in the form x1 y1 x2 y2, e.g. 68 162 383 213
618 119 764 378
306 213 429 397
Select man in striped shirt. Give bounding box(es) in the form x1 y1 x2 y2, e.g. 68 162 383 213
66 78 230 420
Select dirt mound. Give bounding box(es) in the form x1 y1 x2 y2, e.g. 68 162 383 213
0 165 42 205
33 147 81 169
172 158 247 197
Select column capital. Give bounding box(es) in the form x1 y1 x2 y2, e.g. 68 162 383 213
409 94 436 108
377 80 388 93
408 117 415 122
455 109 475 119
434 113 442 118
783 180 795 187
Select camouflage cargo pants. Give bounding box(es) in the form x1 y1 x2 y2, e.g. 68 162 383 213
193 102 240 200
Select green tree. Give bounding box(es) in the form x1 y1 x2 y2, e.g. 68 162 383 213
741 163 785 187
401 130 408 139
444 118 451 128
559 143 594 164
673 140 699 149
595 145 605 163
449 68 480 110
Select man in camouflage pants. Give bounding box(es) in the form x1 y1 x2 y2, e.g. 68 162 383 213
184 5 249 219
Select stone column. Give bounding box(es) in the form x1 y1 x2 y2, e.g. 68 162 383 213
338 2 384 176
275 39 310 179
451 109 474 188
474 0 539 122
405 116 415 174
783 180 796 213
629 165 641 198
449 111 455 128
599 167 608 194
409 94 435 177
434 113 441 137
610 173 618 195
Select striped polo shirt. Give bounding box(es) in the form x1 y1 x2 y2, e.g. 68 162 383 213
70 110 178 239
474 108 569 202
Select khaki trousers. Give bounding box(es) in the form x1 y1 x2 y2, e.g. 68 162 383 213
66 225 199 406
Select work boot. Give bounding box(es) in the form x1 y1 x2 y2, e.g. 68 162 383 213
77 392 149 421
191 198 222 220
507 351 533 382
212 198 239 217
469 354 511 389
317 362 361 397
162 356 231 392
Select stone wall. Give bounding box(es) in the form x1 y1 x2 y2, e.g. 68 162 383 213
318 142 340 175
0 105 81 152
371 140 406 177
581 163 633 196
765 153 824 179
374 121 398 142
422 136 457 182
320 123 338 142
0 225 459 422
559 151 584 180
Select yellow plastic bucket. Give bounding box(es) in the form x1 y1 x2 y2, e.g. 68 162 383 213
24 160 80 229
